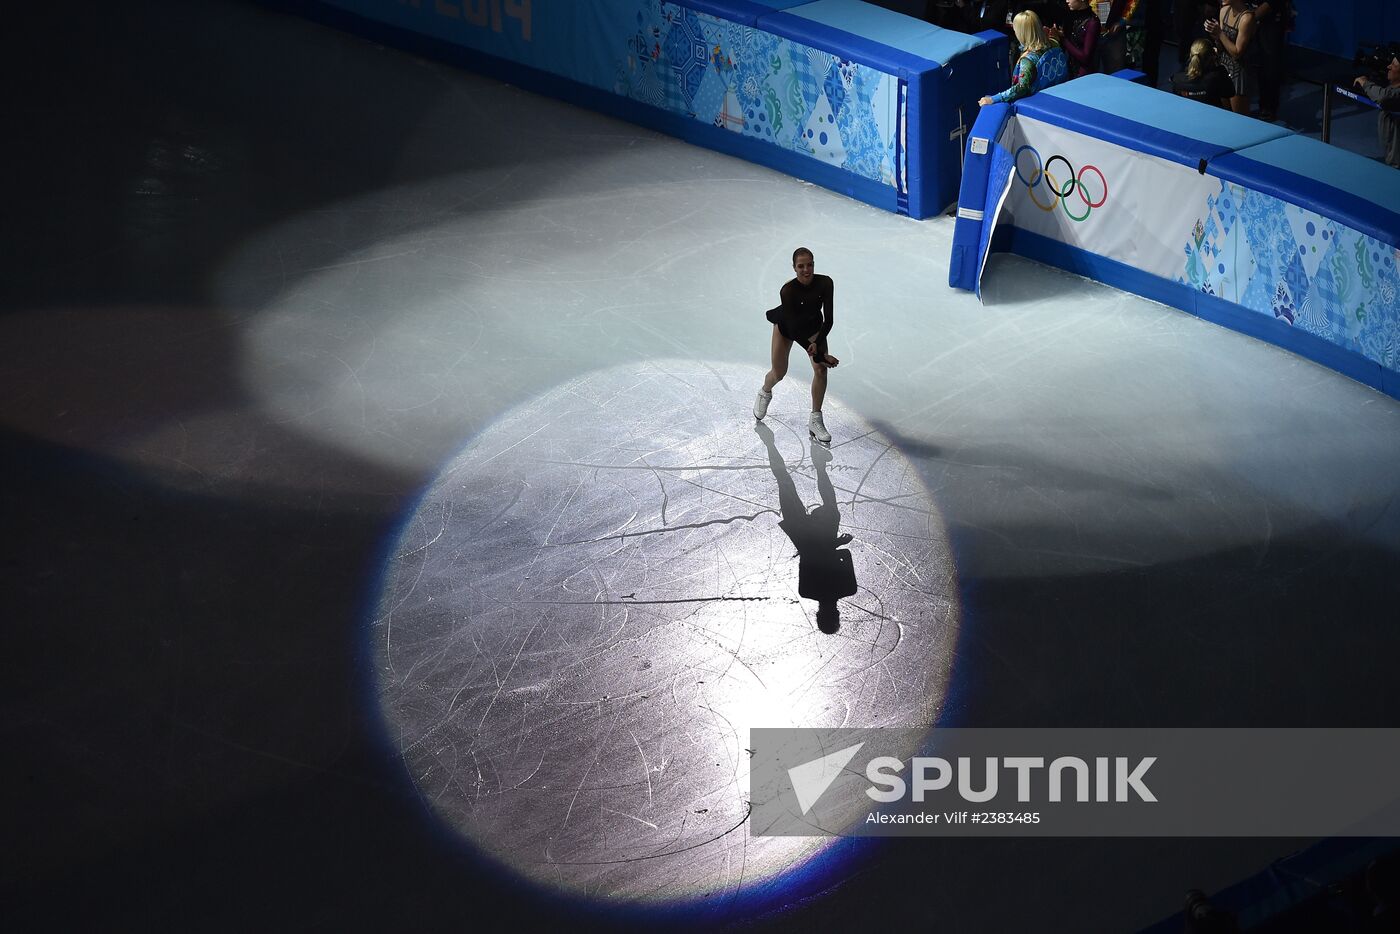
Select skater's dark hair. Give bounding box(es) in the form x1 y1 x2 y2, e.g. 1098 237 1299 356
792 247 814 266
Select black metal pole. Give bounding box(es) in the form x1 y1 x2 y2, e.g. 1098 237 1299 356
1322 82 1332 143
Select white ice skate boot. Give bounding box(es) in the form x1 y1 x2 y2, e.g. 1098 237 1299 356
808 411 831 443
754 388 772 420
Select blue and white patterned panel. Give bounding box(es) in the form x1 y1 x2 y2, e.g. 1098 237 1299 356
1181 179 1400 371
320 0 903 189
613 3 900 187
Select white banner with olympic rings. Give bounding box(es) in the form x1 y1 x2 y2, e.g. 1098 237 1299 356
998 116 1218 281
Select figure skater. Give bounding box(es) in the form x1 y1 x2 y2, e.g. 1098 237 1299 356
753 247 839 443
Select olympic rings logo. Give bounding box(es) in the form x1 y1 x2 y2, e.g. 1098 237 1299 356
1014 146 1109 222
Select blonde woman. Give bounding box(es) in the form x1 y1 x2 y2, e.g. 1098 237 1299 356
1170 38 1233 107
979 11 1068 106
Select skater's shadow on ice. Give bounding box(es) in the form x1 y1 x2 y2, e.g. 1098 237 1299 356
755 422 858 634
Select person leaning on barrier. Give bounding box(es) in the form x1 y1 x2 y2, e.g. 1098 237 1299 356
978 11 1069 105
1171 38 1234 108
1354 52 1400 168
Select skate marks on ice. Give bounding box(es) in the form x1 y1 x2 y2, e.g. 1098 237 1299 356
371 361 958 903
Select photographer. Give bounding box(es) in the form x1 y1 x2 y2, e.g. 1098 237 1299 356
926 0 1010 34
1354 50 1400 168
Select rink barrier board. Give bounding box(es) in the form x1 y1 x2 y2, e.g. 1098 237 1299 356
280 0 1007 219
952 74 1400 402
1016 76 1400 249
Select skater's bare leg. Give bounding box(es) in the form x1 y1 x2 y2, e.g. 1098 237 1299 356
763 325 792 393
810 354 828 411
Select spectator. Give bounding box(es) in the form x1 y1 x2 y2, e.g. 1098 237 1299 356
1354 52 1400 168
1248 0 1292 121
978 11 1069 104
1364 852 1400 931
1173 0 1206 67
1205 0 1257 115
924 0 963 30
925 0 1007 33
1170 38 1233 107
1100 0 1145 73
1142 0 1166 86
1047 0 1101 79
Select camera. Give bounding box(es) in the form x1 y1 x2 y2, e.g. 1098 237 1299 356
1183 889 1240 934
1355 42 1400 82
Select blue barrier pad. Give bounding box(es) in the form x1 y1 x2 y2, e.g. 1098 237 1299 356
1214 135 1400 249
683 0 810 27
1017 74 1290 169
782 0 983 65
950 101 1013 292
757 13 929 76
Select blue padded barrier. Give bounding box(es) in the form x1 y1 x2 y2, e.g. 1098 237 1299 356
745 0 1007 217
1213 136 1400 251
280 0 902 213
683 0 806 25
761 4 952 75
1015 74 1291 172
773 0 983 63
291 0 1004 219
948 102 1012 292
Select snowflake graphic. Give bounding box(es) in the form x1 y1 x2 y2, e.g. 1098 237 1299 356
1272 281 1295 324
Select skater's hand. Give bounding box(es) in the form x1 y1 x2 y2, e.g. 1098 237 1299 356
807 341 819 358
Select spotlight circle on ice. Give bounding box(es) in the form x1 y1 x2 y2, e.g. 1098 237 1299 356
369 361 960 905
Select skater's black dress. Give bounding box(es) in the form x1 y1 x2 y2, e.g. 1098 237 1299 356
765 274 834 362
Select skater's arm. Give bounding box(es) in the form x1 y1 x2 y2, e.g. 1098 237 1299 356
807 278 834 358
819 277 834 339
986 55 1038 105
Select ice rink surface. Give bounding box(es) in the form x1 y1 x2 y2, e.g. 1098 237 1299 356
5 2 1400 931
